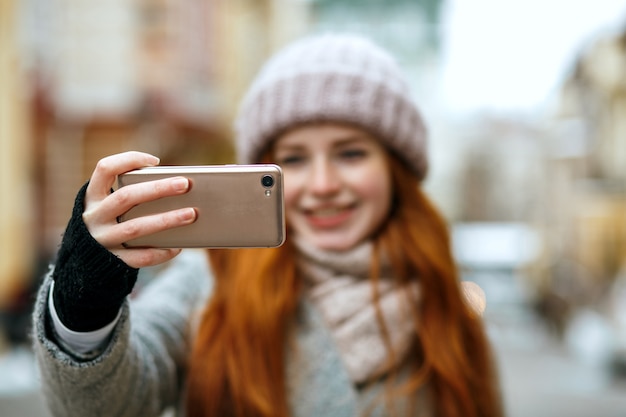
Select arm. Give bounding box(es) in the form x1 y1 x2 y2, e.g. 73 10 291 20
33 249 212 417
32 151 204 416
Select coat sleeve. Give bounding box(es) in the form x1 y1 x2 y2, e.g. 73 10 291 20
32 249 213 417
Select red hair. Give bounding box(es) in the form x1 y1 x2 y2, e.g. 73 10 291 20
185 155 503 417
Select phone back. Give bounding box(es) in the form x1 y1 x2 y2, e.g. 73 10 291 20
117 165 285 248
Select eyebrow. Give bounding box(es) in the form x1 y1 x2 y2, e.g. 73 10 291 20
275 135 372 151
334 136 371 146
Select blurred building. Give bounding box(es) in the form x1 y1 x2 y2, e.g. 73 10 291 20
19 0 311 260
0 0 35 316
551 30 626 301
434 26 626 341
516 29 626 342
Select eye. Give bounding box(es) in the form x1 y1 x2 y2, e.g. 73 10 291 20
339 148 367 160
276 154 306 166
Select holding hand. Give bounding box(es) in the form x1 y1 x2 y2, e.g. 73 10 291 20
82 151 197 268
50 151 199 332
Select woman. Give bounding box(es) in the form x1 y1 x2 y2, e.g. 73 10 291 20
33 33 503 417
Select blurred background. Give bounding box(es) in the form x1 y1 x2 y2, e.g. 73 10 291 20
1 0 626 416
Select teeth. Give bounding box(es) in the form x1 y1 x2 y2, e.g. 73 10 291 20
310 208 344 217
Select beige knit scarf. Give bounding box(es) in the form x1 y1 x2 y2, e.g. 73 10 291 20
294 238 420 384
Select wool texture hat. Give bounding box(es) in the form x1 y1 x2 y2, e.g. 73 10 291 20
234 33 428 180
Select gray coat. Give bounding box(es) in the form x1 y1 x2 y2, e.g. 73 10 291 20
32 250 427 417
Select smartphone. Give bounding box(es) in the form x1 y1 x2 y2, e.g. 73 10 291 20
117 164 285 248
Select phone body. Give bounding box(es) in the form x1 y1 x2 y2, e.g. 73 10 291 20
117 164 285 248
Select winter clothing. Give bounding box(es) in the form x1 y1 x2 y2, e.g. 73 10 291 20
294 236 419 384
34 262 429 417
235 33 429 180
51 182 138 332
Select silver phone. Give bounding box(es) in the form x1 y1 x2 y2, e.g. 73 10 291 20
117 164 285 248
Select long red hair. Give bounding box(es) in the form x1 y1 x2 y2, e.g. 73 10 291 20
185 154 503 417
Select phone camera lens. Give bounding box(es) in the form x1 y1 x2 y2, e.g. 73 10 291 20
261 175 274 188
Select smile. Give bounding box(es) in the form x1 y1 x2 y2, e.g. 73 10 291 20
304 205 355 228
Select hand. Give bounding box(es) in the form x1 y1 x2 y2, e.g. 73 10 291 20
82 151 197 268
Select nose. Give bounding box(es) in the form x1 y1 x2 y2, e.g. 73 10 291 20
309 158 340 196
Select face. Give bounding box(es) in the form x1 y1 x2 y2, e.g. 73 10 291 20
272 123 393 252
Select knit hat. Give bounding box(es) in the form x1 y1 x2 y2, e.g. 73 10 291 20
234 33 428 180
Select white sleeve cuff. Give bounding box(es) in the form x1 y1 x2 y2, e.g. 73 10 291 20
48 280 121 355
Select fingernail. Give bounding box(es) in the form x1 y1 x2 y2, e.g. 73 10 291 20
172 177 189 192
148 156 160 165
180 208 197 222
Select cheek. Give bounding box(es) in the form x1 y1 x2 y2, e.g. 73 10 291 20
282 173 302 210
362 174 387 197
352 165 392 207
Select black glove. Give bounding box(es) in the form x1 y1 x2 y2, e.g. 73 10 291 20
52 182 139 332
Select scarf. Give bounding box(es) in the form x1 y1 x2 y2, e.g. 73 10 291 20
294 238 420 384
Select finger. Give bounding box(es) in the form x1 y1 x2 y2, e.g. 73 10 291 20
111 248 182 269
88 151 160 199
86 176 191 224
94 207 197 248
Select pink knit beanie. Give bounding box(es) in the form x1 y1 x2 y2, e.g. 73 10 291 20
234 33 428 180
